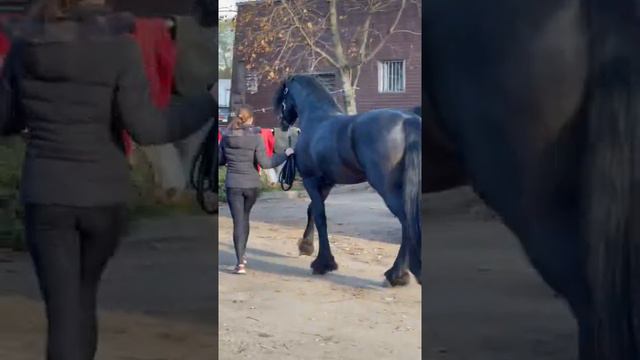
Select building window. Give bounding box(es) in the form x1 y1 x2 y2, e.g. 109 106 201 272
246 72 258 94
378 60 406 93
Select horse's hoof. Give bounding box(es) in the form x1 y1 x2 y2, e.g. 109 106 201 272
311 256 338 275
297 238 314 256
384 269 411 287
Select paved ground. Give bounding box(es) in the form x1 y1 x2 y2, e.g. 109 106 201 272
0 216 217 360
218 187 421 360
422 188 576 360
218 186 577 360
0 186 578 360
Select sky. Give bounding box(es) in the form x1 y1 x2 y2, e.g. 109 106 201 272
219 0 239 18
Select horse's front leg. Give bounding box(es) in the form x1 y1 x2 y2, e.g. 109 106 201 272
298 187 331 256
298 203 315 256
303 178 337 274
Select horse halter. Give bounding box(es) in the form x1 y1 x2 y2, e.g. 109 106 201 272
281 87 289 112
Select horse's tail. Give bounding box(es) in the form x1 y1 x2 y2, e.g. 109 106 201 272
585 0 640 357
403 116 422 281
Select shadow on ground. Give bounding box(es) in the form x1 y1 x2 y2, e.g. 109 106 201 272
0 215 218 327
421 191 577 360
219 244 385 290
219 189 405 246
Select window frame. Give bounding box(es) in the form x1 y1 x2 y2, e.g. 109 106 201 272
377 59 406 94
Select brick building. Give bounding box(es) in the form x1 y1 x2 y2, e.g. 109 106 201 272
230 0 422 128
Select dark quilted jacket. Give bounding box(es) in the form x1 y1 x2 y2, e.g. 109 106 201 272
219 126 286 189
0 6 215 206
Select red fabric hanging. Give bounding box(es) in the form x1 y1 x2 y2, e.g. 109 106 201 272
126 18 177 158
133 19 177 108
255 128 275 173
261 128 275 158
0 31 10 57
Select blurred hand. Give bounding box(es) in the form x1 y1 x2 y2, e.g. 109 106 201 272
285 148 294 156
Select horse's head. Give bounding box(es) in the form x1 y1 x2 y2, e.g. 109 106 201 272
274 76 298 130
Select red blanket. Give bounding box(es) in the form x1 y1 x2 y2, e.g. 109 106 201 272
127 19 177 157
261 128 275 158
0 32 9 58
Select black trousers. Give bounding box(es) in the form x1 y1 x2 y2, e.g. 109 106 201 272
24 204 127 360
226 187 258 264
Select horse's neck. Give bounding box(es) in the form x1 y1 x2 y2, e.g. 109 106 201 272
290 84 342 132
295 87 341 112
297 106 341 132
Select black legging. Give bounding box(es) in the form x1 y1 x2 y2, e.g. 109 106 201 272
226 187 258 264
24 204 127 360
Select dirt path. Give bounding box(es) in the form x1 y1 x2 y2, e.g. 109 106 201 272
0 216 217 360
218 187 422 360
0 186 578 360
422 188 576 360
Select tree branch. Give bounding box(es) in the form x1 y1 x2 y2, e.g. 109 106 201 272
363 0 408 63
282 0 340 68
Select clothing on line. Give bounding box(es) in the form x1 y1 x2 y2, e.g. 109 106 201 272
129 18 178 160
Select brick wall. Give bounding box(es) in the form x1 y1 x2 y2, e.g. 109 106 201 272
231 1 421 128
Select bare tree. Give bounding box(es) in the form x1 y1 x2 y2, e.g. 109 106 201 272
236 0 421 114
219 17 235 79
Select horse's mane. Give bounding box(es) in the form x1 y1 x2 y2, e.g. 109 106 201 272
272 78 289 115
272 75 341 114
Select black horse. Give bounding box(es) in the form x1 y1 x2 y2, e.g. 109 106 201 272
413 106 468 194
274 75 422 286
424 0 640 359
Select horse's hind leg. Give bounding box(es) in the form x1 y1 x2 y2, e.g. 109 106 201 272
298 187 331 256
384 228 412 286
303 178 337 275
408 236 421 285
373 190 412 286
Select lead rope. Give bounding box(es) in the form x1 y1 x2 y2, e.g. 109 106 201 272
278 153 296 191
190 122 218 214
278 129 296 191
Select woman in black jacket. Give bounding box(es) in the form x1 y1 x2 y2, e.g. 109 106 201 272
0 1 215 359
219 105 293 274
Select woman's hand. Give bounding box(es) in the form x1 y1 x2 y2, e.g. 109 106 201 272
285 148 295 156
